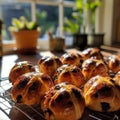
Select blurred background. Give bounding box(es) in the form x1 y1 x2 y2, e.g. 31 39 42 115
0 0 119 51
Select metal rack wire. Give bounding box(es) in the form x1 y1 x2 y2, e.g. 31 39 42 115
0 77 120 120
0 77 13 118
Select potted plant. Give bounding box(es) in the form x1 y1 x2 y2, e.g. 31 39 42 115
48 32 65 52
64 1 87 50
9 16 41 54
82 0 102 33
64 0 102 49
83 0 104 48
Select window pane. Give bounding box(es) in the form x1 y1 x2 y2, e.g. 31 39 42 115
0 2 31 40
64 7 73 19
64 7 74 34
36 4 58 39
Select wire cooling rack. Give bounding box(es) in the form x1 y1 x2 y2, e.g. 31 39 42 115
0 77 13 118
0 77 120 120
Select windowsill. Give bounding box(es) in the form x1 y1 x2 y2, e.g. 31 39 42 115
2 36 74 55
2 39 50 55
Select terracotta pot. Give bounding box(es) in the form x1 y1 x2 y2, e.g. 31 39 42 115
48 32 65 52
49 37 65 52
11 30 40 54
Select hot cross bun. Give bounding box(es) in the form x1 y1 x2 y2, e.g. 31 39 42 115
41 82 85 120
83 75 120 112
11 72 54 105
9 61 36 84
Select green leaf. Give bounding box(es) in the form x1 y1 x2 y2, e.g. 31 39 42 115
8 16 41 31
90 1 101 12
12 18 24 29
26 22 35 30
76 0 83 9
20 16 27 23
84 0 101 11
64 18 79 34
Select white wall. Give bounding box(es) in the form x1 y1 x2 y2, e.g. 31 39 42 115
95 0 114 46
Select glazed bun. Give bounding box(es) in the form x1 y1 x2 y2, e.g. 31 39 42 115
9 61 36 84
54 64 85 88
83 75 120 112
106 55 120 74
11 72 54 105
82 58 109 81
37 56 62 77
41 82 85 120
60 52 83 67
81 47 103 60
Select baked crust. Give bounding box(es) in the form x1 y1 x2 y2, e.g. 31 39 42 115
41 82 85 120
9 61 36 84
54 64 85 88
106 55 120 74
83 75 120 112
11 72 54 105
60 52 83 67
38 56 62 77
82 58 109 81
81 47 103 60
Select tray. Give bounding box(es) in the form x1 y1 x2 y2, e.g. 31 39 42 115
0 77 120 120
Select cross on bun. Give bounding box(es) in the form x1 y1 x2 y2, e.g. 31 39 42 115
60 52 83 67
37 56 62 77
41 82 85 120
9 61 36 84
82 58 109 81
81 47 103 60
54 64 85 88
83 75 120 112
11 72 54 105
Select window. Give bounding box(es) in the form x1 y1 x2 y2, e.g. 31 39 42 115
0 0 75 51
0 2 31 40
36 4 59 38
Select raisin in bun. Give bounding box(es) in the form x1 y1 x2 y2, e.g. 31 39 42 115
106 55 120 74
60 52 83 67
41 82 85 120
83 75 120 112
82 58 109 81
37 56 62 77
81 47 103 60
54 64 85 88
9 61 36 84
11 72 54 105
